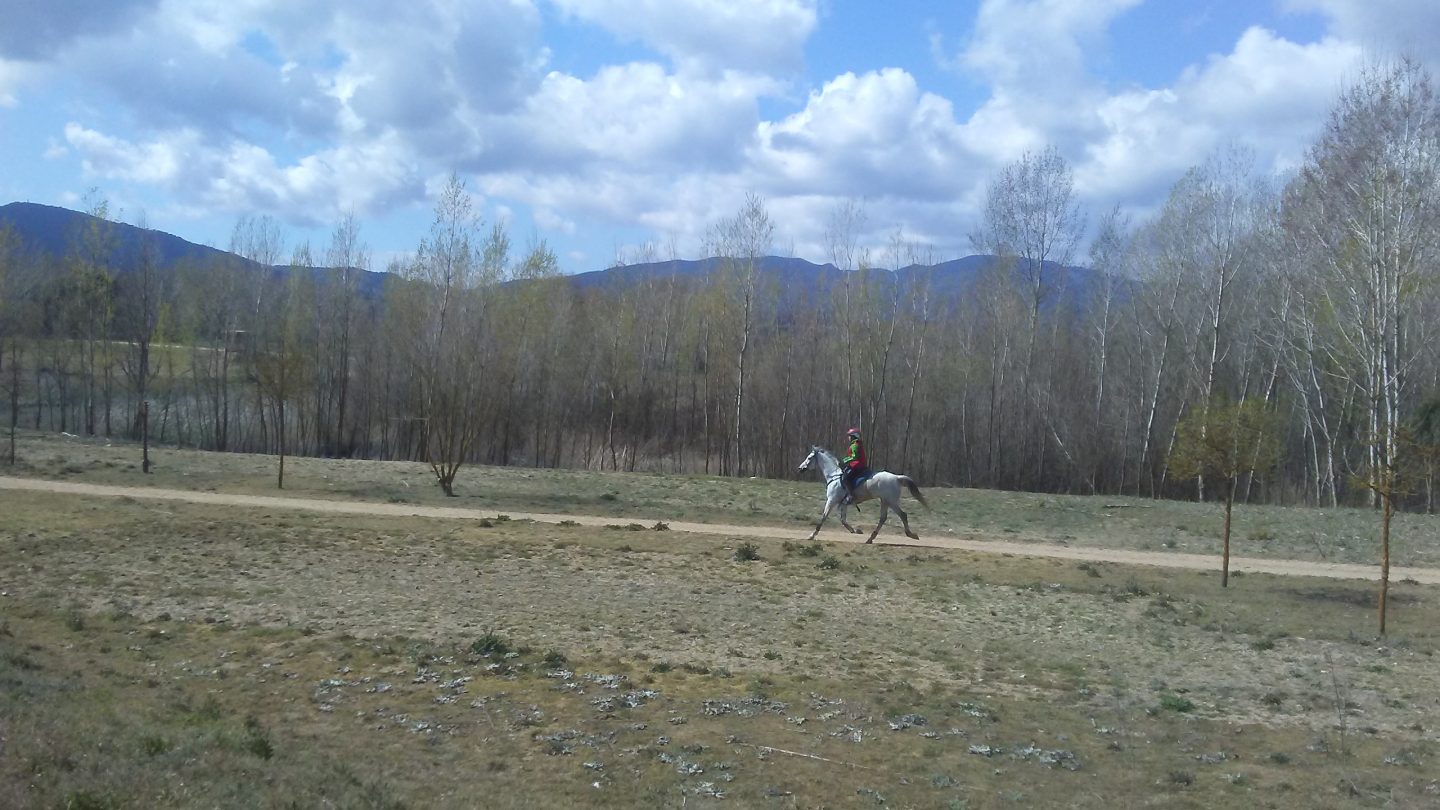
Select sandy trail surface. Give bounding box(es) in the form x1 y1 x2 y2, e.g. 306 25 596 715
4 474 1436 584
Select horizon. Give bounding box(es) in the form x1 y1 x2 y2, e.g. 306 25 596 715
1 199 1098 276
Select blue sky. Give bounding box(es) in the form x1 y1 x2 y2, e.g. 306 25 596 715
1 0 1436 273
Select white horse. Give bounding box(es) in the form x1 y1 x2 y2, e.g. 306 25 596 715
797 446 929 543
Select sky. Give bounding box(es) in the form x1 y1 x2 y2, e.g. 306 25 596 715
2 0 1438 273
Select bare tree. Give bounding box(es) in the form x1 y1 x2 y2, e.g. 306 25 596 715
67 190 119 436
403 174 495 496
228 216 284 446
1164 148 1271 498
710 194 774 476
1085 207 1132 490
0 222 30 465
825 199 868 414
971 145 1086 392
117 216 170 473
317 212 368 456
253 245 315 488
1286 58 1440 634
971 146 1086 484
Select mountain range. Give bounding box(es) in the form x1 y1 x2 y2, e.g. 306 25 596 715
0 201 1108 310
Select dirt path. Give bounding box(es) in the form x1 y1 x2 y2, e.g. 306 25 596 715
4 474 1437 584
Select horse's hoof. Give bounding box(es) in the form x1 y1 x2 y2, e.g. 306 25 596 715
906 531 918 540
865 538 874 544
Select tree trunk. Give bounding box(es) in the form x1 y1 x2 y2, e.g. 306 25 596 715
139 337 152 474
733 281 752 478
1222 479 1235 588
1379 489 1392 635
7 341 18 466
278 395 286 489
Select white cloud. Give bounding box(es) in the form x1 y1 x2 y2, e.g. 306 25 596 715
478 63 772 173
533 207 576 235
1077 28 1362 202
754 69 977 201
36 0 547 227
962 0 1143 96
65 122 422 226
65 123 192 185
0 59 28 107
1285 0 1440 70
548 0 817 74
942 0 1145 166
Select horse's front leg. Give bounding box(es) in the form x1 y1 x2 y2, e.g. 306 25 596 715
865 502 890 544
807 494 840 541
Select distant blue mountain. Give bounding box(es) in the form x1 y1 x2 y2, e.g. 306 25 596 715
575 252 1113 315
1 201 1117 314
0 202 388 298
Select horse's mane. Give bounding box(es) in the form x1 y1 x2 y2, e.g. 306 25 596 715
813 446 838 463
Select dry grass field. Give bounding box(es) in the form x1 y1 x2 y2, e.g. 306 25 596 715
2 431 1439 808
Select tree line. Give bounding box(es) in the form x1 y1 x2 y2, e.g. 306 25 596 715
2 59 1439 522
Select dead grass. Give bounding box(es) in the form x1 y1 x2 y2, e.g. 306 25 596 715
2 478 1439 807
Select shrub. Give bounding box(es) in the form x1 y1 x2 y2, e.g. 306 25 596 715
1159 693 1195 713
140 735 172 757
817 555 841 570
243 716 274 760
734 543 761 562
542 649 568 669
471 631 512 657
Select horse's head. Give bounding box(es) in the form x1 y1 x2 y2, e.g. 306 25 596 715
797 446 819 473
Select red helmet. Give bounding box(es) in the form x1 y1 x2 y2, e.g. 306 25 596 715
847 427 861 438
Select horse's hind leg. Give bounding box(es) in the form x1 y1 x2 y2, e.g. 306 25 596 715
838 496 862 534
897 505 917 540
865 503 889 544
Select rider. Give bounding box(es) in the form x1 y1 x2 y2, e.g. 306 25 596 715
841 427 868 503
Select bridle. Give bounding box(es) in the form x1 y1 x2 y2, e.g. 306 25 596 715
798 448 843 485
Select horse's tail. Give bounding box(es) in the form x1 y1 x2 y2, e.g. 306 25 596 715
899 476 929 509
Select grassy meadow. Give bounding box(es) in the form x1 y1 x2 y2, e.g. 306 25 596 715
1 431 1438 808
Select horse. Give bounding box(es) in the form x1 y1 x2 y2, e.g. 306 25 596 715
796 446 929 544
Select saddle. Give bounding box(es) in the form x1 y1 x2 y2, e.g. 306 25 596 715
842 469 873 504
